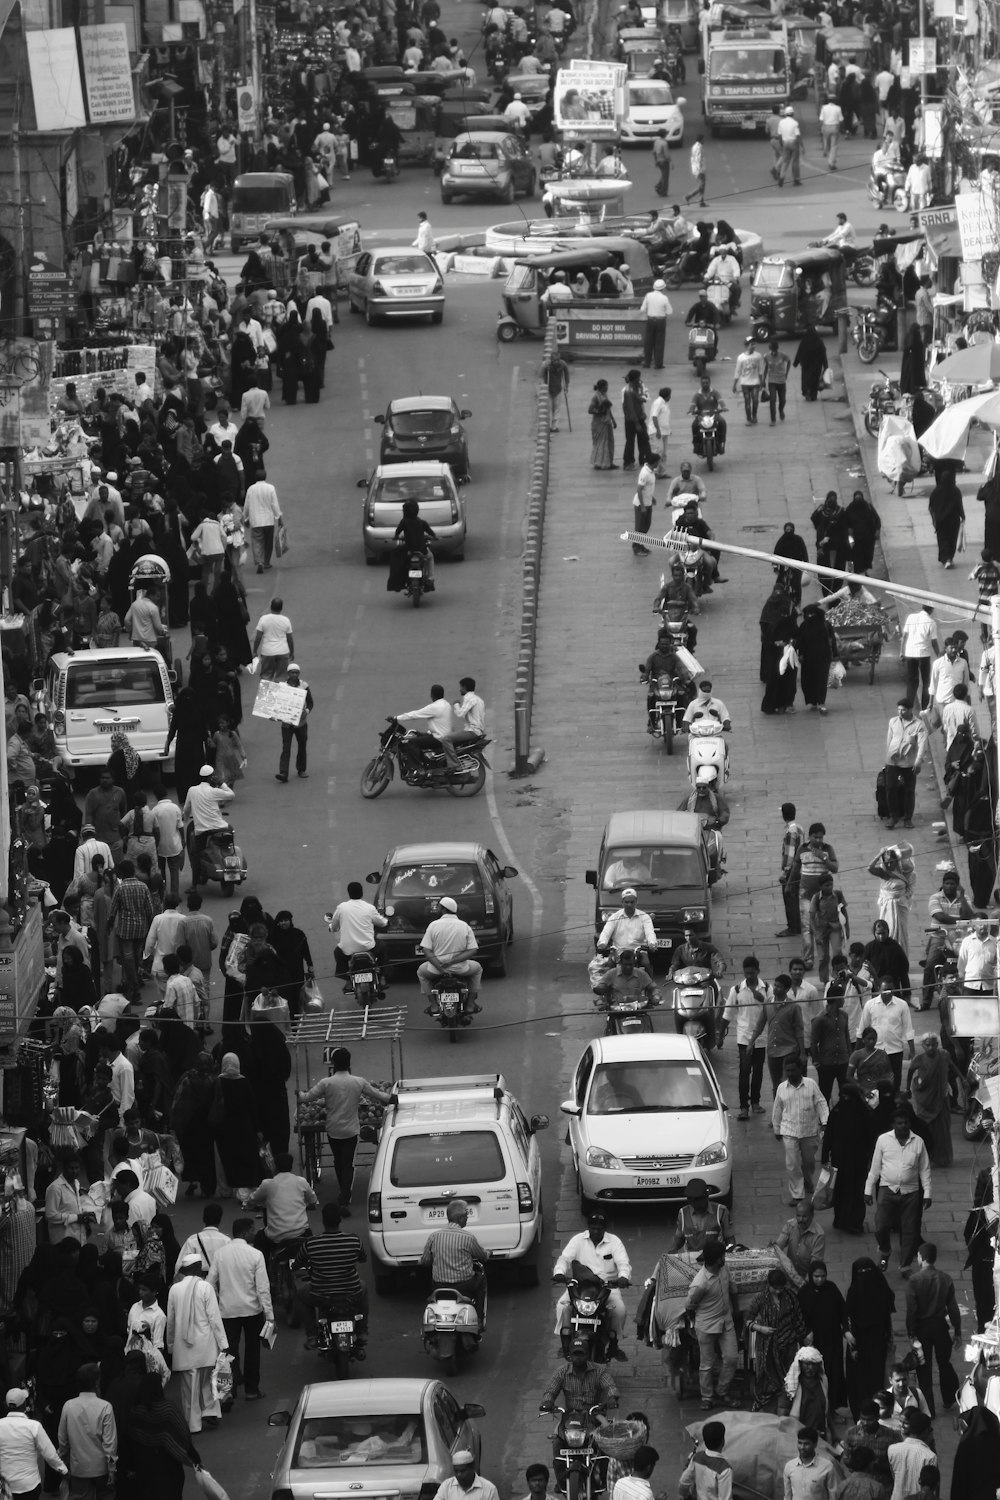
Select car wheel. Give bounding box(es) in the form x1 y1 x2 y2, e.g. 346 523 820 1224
719 1181 733 1211
441 187 453 204
452 550 465 562
430 309 444 324
365 301 378 326
576 1166 597 1217
364 553 380 566
491 941 507 978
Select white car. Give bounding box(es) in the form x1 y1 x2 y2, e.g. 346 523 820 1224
347 247 445 326
620 79 685 144
562 1034 731 1212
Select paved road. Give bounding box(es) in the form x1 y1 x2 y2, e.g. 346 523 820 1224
157 27 983 1499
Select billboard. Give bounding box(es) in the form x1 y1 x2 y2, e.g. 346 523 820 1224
554 63 625 134
79 24 136 123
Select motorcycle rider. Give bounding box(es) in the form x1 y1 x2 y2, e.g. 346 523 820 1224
642 629 696 729
552 1211 632 1359
678 765 730 827
247 1149 318 1268
592 949 659 1011
703 244 741 315
670 925 725 987
181 764 236 889
668 460 708 508
670 1176 732 1251
396 684 461 769
596 889 657 975
373 110 404 174
294 1201 369 1351
871 139 902 206
682 679 731 732
689 375 727 457
393 497 436 590
539 1337 618 1462
653 557 701 626
420 1198 488 1320
676 498 723 591
418 896 483 1014
326 880 388 979
821 211 857 249
684 290 719 361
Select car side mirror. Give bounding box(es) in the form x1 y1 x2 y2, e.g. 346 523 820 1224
460 409 472 419
529 1113 550 1132
373 414 385 424
462 1402 486 1418
560 1100 581 1117
267 1411 291 1427
502 865 518 879
365 871 380 883
356 478 369 488
585 869 597 887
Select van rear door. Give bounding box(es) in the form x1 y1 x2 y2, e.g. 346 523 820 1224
63 655 172 763
379 1127 520 1260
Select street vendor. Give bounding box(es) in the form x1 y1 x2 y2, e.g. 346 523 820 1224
818 579 881 612
671 1178 732 1252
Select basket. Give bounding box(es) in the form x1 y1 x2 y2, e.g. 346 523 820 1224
592 1420 646 1460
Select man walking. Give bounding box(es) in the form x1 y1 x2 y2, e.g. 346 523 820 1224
860 978 914 1090
683 1242 737 1411
818 96 844 168
776 107 802 187
252 597 294 681
749 974 804 1095
809 873 849 984
777 801 804 936
542 348 570 432
242 469 282 573
721 955 770 1120
276 662 313 783
651 130 671 196
899 603 939 711
884 701 927 829
775 1199 826 1278
790 822 839 968
647 387 671 478
679 1421 731 1500
57 1362 116 1500
684 135 707 207
639 280 672 370
632 456 657 557
865 1106 932 1272
108 860 155 1002
0 1388 68 1500
905 1242 961 1416
207 1218 273 1401
772 1055 828 1204
166 1254 229 1432
764 340 790 424
622 369 652 471
298 1048 391 1212
732 337 765 425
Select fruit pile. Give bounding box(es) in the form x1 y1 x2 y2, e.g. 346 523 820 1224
359 1080 393 1141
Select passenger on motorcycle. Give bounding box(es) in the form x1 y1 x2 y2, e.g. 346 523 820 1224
597 891 657 974
592 950 659 1011
539 1338 619 1442
421 1198 488 1319
689 376 727 456
418 896 483 1013
703 247 741 313
676 500 722 590
682 680 731 731
294 1201 369 1348
396 683 460 767
678 765 730 827
248 1150 318 1265
552 1211 632 1358
394 497 436 589
670 1176 732 1251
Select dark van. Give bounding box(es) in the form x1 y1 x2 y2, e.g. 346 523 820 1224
585 810 712 959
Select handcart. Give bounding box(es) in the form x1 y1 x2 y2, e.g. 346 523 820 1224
292 1004 406 1189
828 602 892 685
128 555 184 684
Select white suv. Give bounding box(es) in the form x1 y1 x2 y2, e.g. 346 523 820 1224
367 1074 549 1293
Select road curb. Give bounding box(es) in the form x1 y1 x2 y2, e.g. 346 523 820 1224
512 323 556 775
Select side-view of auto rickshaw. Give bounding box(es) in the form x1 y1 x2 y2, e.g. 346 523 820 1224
749 246 847 342
815 24 874 96
264 215 366 296
496 240 655 341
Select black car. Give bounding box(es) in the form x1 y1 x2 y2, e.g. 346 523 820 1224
374 396 472 479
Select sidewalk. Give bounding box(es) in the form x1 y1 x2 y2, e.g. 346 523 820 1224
502 334 978 1481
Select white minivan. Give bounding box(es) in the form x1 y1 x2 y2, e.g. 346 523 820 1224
39 647 175 771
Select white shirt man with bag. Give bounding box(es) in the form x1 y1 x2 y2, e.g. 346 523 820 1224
166 1257 229 1432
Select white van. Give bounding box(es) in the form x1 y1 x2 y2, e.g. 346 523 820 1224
39 648 175 771
367 1074 548 1293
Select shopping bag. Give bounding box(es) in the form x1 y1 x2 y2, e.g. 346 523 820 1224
812 1164 837 1212
247 656 260 677
210 1352 233 1406
259 1142 276 1176
275 520 290 557
827 661 846 690
193 1468 230 1500
303 979 324 1011
145 1163 178 1207
822 367 833 388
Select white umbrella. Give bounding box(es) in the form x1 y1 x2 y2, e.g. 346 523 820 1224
919 390 1000 460
930 342 1000 383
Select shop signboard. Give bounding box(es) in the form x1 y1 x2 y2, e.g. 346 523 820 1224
0 339 52 451
955 189 992 259
908 37 937 72
238 82 257 133
918 202 962 258
0 904 45 1043
79 23 136 123
28 256 74 320
554 62 626 134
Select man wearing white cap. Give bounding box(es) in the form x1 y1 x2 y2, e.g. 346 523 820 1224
639 279 673 370
275 663 314 783
596 891 657 975
182 767 235 891
417 899 482 1015
0 1389 68 1500
166 1256 229 1432
432 1450 499 1500
73 827 113 884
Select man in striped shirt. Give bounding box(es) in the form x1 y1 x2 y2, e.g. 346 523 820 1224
420 1199 488 1319
295 1202 368 1349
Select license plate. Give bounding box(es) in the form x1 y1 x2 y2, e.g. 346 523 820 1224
440 992 460 1004
426 1204 477 1222
409 569 424 579
636 1173 680 1186
560 1450 593 1459
395 285 422 293
573 1317 598 1328
97 721 140 732
329 1320 355 1332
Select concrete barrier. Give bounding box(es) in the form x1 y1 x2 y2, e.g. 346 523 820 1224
512 322 557 775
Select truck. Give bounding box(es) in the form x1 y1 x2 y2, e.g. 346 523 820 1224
702 22 791 135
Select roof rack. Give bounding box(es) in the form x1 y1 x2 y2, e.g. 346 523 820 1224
394 1075 505 1100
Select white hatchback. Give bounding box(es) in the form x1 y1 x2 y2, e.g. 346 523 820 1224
620 79 686 144
562 1034 731 1212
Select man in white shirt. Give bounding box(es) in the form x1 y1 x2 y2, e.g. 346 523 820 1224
504 93 532 131
722 956 770 1119
412 212 436 255
178 1204 230 1271
149 785 185 897
207 405 239 448
114 1169 156 1229
957 920 996 991
899 605 940 711
552 1211 631 1358
328 882 388 974
541 270 573 311
772 1056 829 1204
639 280 673 370
0 1388 68 1497
776 107 801 187
926 638 970 724
304 289 334 334
860 980 915 1089
182 767 236 887
418 897 482 1013
397 684 460 766
647 387 671 478
124 590 163 647
818 98 844 168
451 677 486 738
207 1218 274 1400
44 1157 91 1245
242 476 282 573
822 212 856 248
239 380 270 426
865 1107 932 1271
127 1283 167 1349
142 893 188 994
252 597 294 680
941 682 981 752
682 681 731 730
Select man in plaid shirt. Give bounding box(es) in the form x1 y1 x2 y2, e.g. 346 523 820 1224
108 859 155 1001
777 801 804 937
420 1199 488 1319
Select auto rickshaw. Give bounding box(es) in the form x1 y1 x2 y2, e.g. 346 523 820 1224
433 94 495 173
784 14 820 91
660 0 700 49
815 24 874 95
496 240 653 341
230 172 296 254
617 27 661 74
127 556 183 684
749 246 847 341
381 92 442 165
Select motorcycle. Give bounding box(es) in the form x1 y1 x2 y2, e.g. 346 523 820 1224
705 280 734 325
559 1264 616 1360
343 950 386 1006
314 1296 366 1378
187 818 247 897
656 594 696 643
686 713 729 785
587 951 658 1034
863 371 902 437
852 293 897 365
422 1279 486 1374
373 153 399 182
868 165 908 213
541 1404 608 1500
422 960 475 1041
670 963 720 1047
360 717 490 798
404 549 432 608
692 410 723 471
639 663 687 751
688 325 717 375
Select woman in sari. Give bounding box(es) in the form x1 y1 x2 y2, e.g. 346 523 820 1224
907 1032 958 1167
847 1027 896 1132
866 841 915 954
844 1257 895 1417
588 379 617 469
797 1262 847 1409
928 465 965 568
747 1268 807 1410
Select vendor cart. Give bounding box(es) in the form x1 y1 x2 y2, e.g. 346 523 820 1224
828 603 892 685
127 555 183 685
292 1004 406 1189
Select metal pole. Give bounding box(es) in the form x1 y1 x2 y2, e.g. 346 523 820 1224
991 594 1000 1326
918 0 928 121
10 125 26 336
249 0 260 139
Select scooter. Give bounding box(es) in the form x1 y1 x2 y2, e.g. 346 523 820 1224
188 818 247 897
670 964 720 1047
687 714 730 785
559 1265 615 1361
868 165 908 213
314 1296 366 1378
422 1277 486 1374
705 280 732 326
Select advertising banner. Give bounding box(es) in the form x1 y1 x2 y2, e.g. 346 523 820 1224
555 63 625 133
79 23 136 122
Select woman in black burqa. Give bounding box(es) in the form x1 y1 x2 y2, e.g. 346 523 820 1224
928 464 965 567
773 521 809 604
797 603 834 713
793 324 828 400
843 1256 895 1417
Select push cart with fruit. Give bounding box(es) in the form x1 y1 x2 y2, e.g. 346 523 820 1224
828 600 893 686
292 1005 406 1189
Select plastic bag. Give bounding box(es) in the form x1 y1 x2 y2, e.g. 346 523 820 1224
827 661 846 690
303 979 324 1011
259 1142 276 1176
812 1164 837 1212
247 656 260 676
822 366 833 388
210 1351 233 1406
193 1468 230 1500
275 520 290 557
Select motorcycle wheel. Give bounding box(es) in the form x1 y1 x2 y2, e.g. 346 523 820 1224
410 582 422 608
567 1472 582 1500
445 756 487 797
704 436 715 472
851 253 875 286
857 335 881 365
752 322 772 344
220 880 235 897
664 716 674 755
863 407 880 437
332 1347 351 1380
449 1026 459 1044
360 754 392 799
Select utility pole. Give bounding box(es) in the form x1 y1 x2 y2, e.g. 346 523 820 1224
10 124 26 337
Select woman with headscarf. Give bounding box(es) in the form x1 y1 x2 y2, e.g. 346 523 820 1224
108 730 142 802
127 1370 201 1500
797 1262 847 1409
58 949 98 1016
759 582 795 682
220 912 249 1049
278 309 306 404
210 646 244 727
797 603 834 713
164 688 208 802
907 1032 958 1167
773 522 809 605
159 500 190 628
760 604 799 715
169 1053 217 1199
810 491 851 592
305 307 327 401
76 1243 125 1338
928 465 965 568
249 1020 292 1156
978 470 1000 558
269 910 314 1022
952 1404 1000 1500
793 324 828 401
822 1080 877 1235
105 1348 148 1499
747 1268 807 1410
783 1345 834 1437
212 576 252 667
212 1052 263 1191
866 841 915 954
844 491 882 574
863 919 911 1001
964 1169 997 1332
899 322 926 395
844 1257 895 1416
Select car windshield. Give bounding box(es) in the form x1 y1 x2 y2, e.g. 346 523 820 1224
390 1130 506 1186
587 1060 716 1114
387 862 484 898
600 845 703 890
292 1414 427 1468
391 409 454 433
66 662 165 709
709 48 783 79
232 184 291 211
375 254 434 276
630 84 673 104
455 140 501 159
